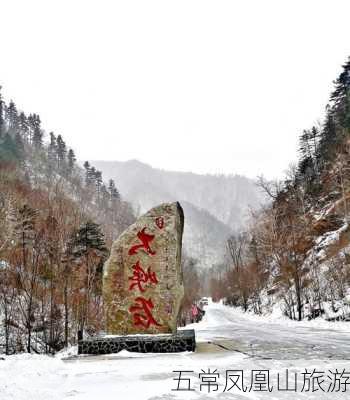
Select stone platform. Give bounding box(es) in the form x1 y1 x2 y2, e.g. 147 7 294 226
78 329 196 355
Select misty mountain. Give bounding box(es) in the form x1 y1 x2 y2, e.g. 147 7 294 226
91 160 263 268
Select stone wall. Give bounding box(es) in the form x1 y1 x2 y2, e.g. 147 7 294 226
78 329 196 354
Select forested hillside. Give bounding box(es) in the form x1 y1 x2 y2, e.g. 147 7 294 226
211 57 350 322
92 159 263 268
0 88 136 354
3 53 349 355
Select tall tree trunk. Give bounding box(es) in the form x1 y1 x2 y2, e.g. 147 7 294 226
64 275 68 347
295 272 302 321
49 258 54 352
27 296 32 353
4 302 9 355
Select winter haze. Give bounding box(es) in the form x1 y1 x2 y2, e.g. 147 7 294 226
92 160 263 268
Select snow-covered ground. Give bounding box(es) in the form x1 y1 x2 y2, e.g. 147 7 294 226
1 301 350 399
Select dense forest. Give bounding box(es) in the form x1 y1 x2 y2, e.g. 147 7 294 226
210 57 350 322
0 87 139 354
0 87 202 355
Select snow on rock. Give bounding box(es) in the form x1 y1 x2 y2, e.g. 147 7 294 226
310 222 349 263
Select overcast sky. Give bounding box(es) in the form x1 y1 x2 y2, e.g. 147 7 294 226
1 1 350 179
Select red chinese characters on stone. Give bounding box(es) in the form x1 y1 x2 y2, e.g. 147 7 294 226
129 297 161 328
128 226 162 328
128 261 158 292
128 228 156 256
155 217 164 229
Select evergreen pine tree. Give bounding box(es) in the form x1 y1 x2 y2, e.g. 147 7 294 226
83 161 91 186
71 221 108 258
69 221 108 331
330 56 350 127
88 166 96 186
317 110 338 167
14 204 38 352
100 183 110 207
48 132 57 165
30 114 43 149
56 134 67 169
298 126 319 183
6 101 19 135
95 170 102 196
18 112 29 143
67 149 76 174
108 178 120 201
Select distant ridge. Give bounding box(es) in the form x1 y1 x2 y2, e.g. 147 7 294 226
91 159 263 268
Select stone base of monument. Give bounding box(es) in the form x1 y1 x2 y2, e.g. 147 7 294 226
78 329 196 355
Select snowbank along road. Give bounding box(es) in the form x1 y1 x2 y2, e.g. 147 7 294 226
1 301 350 400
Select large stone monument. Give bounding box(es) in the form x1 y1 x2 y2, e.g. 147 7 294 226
104 201 185 334
78 202 196 354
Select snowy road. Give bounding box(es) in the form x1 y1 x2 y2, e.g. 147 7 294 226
196 303 350 360
2 302 350 400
